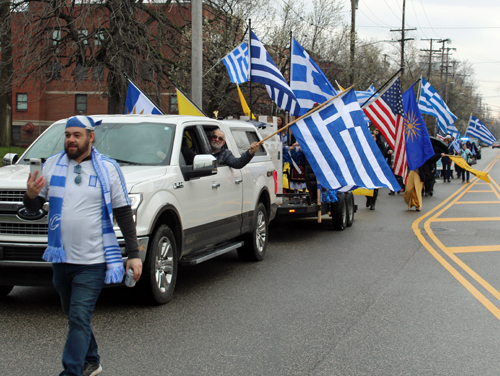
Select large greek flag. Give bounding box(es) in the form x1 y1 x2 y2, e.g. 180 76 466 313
290 89 401 192
250 30 300 116
466 115 496 145
290 38 337 116
222 42 249 84
124 80 163 115
418 77 457 134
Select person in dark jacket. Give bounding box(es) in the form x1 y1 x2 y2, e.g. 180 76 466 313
209 129 260 168
366 131 388 210
420 152 442 196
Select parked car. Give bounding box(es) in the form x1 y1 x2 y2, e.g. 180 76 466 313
492 141 500 149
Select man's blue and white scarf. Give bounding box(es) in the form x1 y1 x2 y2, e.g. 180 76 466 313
42 147 125 284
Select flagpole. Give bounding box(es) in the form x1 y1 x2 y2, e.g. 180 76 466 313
465 113 472 136
417 75 423 103
360 68 402 108
248 19 253 118
258 85 354 144
123 72 165 114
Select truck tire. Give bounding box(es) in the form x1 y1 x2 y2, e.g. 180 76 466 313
139 224 178 305
0 285 14 298
331 192 347 231
238 202 268 261
345 192 355 227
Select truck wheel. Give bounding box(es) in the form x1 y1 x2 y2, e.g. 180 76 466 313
238 202 268 261
140 224 178 305
345 192 355 227
0 285 14 298
331 192 347 231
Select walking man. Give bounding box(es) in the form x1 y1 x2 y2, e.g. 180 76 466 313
24 116 142 376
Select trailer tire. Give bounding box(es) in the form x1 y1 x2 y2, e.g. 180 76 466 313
345 192 355 227
331 192 347 231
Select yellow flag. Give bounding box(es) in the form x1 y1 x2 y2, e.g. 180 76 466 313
449 155 490 183
337 83 346 91
176 88 205 117
352 188 374 196
237 85 256 120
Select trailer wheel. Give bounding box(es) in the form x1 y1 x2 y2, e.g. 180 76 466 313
331 192 347 231
345 192 355 227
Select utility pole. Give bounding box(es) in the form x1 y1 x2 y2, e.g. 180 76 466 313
420 38 441 78
390 0 415 76
438 39 451 83
443 47 456 102
191 0 203 110
349 0 358 85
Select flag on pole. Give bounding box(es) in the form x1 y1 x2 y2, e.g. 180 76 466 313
222 42 249 84
362 76 407 182
449 155 489 182
418 77 457 134
452 137 461 153
466 115 496 146
175 85 206 117
290 38 337 116
250 30 300 116
289 89 401 192
402 85 436 171
237 85 256 119
124 80 163 115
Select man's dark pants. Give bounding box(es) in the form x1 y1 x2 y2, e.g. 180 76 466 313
52 263 106 376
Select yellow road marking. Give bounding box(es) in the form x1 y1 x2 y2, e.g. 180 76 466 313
412 153 500 320
432 217 500 222
449 245 500 253
454 201 500 204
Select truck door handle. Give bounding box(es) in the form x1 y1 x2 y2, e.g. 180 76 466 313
235 179 243 185
212 183 221 189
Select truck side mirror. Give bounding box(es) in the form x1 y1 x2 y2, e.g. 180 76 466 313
3 153 19 166
184 154 217 180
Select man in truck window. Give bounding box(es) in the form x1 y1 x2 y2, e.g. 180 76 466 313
183 128 260 169
23 115 142 376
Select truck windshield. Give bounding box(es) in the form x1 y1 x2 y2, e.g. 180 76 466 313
20 121 176 165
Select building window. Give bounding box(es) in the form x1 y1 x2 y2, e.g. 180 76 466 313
94 31 105 46
16 93 28 111
78 29 89 45
51 29 61 46
75 94 87 113
169 95 178 114
76 62 88 80
92 65 104 81
47 61 62 80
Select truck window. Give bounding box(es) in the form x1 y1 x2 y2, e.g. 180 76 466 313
231 130 266 156
180 126 205 166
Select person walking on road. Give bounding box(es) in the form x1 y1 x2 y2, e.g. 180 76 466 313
441 135 453 183
23 116 143 376
460 142 473 183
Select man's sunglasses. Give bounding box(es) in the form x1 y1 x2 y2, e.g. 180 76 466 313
211 135 224 142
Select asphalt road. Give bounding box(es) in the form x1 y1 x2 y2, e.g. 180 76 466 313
2 148 500 376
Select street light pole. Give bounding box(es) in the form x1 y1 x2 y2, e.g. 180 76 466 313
191 0 203 110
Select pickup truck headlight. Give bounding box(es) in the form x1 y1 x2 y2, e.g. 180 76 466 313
113 193 142 228
128 193 143 224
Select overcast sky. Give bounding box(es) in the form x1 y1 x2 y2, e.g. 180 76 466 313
352 0 500 118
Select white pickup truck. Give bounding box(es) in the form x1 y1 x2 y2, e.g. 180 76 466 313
0 115 277 304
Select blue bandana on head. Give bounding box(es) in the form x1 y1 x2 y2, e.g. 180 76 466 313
42 147 126 284
66 116 102 130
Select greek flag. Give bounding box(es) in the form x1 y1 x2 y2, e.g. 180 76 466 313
250 30 300 116
418 77 457 134
290 38 337 116
452 138 461 153
466 116 496 145
124 80 163 115
290 89 401 192
222 42 249 84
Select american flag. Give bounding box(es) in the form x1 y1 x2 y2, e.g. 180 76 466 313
362 76 407 182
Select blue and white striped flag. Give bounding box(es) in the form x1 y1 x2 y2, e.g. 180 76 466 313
124 80 163 115
250 30 300 116
290 38 337 116
452 138 461 153
222 42 249 84
418 77 457 134
466 115 496 146
290 89 401 192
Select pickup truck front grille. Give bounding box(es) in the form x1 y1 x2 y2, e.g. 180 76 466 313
0 223 48 236
1 246 46 261
0 190 25 202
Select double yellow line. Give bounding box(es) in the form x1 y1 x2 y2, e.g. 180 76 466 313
412 153 500 319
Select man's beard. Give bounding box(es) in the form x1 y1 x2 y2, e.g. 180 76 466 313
211 140 222 152
65 137 90 160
